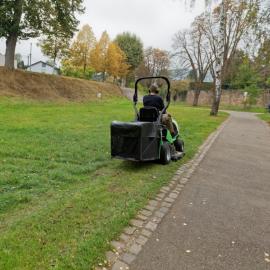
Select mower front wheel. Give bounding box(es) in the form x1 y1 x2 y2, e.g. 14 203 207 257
160 142 171 165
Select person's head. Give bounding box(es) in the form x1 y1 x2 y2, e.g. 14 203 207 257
149 84 159 95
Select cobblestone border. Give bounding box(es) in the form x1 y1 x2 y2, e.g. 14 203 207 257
96 116 231 270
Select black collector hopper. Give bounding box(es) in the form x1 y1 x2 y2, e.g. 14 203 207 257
111 121 161 161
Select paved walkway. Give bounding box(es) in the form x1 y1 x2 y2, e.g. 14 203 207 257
130 112 270 270
121 87 143 102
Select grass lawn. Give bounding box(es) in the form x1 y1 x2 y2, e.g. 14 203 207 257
257 112 270 124
171 102 267 113
219 104 267 113
0 98 227 270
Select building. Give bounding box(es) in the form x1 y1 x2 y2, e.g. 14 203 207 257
27 61 59 75
0 53 17 68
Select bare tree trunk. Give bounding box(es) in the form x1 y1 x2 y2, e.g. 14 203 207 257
210 0 225 116
193 89 201 106
5 34 18 69
4 0 23 69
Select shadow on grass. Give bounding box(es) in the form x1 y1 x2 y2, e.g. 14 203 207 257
116 160 157 172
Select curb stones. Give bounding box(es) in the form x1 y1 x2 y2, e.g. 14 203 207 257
95 117 230 270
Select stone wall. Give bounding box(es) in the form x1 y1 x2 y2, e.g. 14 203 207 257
186 90 270 107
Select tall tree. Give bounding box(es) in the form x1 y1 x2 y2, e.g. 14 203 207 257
173 16 213 106
185 0 263 115
39 32 71 65
144 47 170 77
90 31 110 80
0 0 84 69
38 15 78 66
114 32 144 71
255 38 270 85
68 24 96 73
136 47 170 86
205 0 260 114
106 42 130 81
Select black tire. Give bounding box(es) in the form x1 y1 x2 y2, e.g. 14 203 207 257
160 142 171 165
174 139 184 152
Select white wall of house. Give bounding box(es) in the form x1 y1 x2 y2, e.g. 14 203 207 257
27 62 59 75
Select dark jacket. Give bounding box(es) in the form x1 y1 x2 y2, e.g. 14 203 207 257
143 94 165 112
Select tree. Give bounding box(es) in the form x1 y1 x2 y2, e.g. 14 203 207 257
114 32 144 71
255 38 270 86
66 24 96 73
171 80 190 101
183 0 225 115
206 0 260 114
90 31 110 80
0 0 84 69
173 16 213 106
222 49 247 87
184 0 260 115
106 42 130 80
135 47 170 87
232 57 260 108
144 47 170 76
38 32 71 65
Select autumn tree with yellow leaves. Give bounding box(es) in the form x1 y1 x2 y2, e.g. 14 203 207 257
62 27 131 82
106 42 130 81
65 24 96 74
90 31 110 80
90 31 129 81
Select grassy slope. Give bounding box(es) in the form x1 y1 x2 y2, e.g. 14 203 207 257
0 98 227 270
0 67 122 101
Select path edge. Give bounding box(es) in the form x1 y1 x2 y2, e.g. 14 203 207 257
96 115 231 270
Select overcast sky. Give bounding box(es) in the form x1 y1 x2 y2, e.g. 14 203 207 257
0 0 205 65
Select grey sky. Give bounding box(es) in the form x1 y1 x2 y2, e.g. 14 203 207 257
0 0 205 65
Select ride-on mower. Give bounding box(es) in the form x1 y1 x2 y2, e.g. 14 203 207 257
111 76 185 164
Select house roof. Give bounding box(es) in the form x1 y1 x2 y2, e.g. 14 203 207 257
28 61 59 70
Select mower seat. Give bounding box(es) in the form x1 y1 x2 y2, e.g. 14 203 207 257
139 106 159 122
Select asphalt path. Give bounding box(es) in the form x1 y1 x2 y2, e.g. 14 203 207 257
130 111 270 270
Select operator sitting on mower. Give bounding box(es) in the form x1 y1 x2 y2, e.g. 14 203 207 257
143 84 175 136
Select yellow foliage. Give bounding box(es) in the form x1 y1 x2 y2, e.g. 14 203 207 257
90 32 129 79
90 31 110 74
106 43 130 78
68 24 96 71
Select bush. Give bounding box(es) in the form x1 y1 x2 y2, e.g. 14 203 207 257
61 65 95 80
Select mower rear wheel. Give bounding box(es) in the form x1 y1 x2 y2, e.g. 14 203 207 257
160 142 171 165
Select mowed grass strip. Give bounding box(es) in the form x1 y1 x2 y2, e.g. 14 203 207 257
258 112 270 124
0 98 227 269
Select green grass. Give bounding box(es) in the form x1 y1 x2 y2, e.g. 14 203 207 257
171 102 267 113
257 112 270 124
0 98 227 270
219 104 267 113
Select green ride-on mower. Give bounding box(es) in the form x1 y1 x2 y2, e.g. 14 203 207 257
111 76 185 165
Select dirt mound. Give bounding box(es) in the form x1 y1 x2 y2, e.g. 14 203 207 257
0 67 122 101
